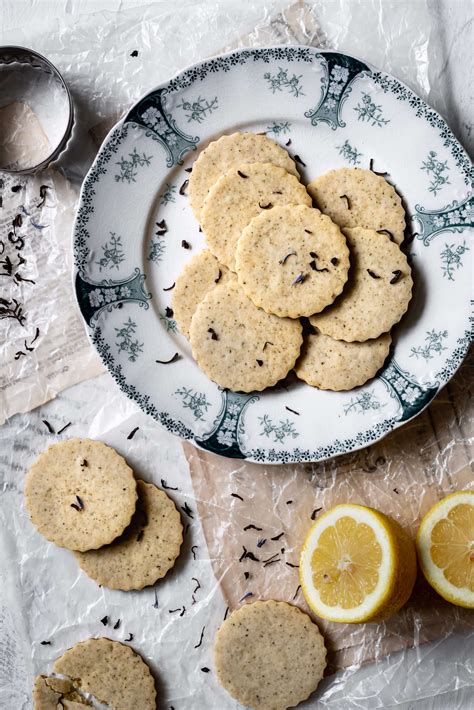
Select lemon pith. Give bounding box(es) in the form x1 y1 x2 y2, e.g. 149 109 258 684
416 490 474 609
300 504 417 623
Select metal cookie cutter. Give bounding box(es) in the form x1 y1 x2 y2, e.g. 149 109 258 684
0 45 74 174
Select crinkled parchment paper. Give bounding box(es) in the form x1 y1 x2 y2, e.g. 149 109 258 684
0 1 472 709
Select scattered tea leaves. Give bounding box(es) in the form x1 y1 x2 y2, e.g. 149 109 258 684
390 270 402 284
279 250 296 265
339 194 351 209
127 427 139 440
311 507 322 520
161 479 179 491
367 269 381 279
237 170 248 178
194 626 205 648
156 353 181 364
179 179 189 195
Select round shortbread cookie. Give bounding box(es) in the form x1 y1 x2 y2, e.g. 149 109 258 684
75 480 183 590
53 638 156 710
172 249 230 338
307 167 405 244
235 204 350 318
189 278 303 392
201 162 312 271
295 330 392 390
33 676 90 709
24 439 137 552
188 132 298 222
310 228 412 342
214 600 327 710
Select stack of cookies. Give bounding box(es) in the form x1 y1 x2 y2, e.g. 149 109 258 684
173 132 413 392
24 438 183 590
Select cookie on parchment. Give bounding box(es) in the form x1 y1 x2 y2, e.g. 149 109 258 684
172 249 230 337
53 638 156 710
214 600 327 710
75 479 183 590
201 162 312 271
235 204 350 318
307 167 405 244
188 132 298 221
295 330 392 390
24 439 137 552
189 278 303 392
33 675 90 709
310 228 412 342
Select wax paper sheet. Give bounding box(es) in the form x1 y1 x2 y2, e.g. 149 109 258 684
0 1 473 709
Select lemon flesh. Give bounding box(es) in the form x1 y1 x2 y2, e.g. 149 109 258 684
416 490 473 608
300 504 417 623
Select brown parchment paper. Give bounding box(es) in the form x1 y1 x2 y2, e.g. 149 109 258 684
185 349 473 673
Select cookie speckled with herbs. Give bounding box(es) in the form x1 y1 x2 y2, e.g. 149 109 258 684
307 167 406 244
75 480 183 590
189 278 303 392
214 600 326 710
172 249 230 337
201 162 312 271
33 675 90 709
310 228 412 342
24 439 137 552
188 132 299 221
53 638 156 710
235 204 350 318
296 330 392 390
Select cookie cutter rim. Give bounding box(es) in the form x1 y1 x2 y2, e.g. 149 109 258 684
0 45 74 174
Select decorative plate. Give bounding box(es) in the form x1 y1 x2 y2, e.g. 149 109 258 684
74 46 473 464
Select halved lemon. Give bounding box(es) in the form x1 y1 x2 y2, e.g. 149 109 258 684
416 490 473 609
300 504 417 623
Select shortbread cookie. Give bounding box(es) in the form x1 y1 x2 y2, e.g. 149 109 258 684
235 204 350 318
172 249 230 337
75 480 183 590
33 675 91 709
307 167 405 244
214 600 326 710
310 228 412 341
296 330 392 390
189 278 303 392
201 162 312 271
53 638 156 710
189 132 298 221
24 439 137 552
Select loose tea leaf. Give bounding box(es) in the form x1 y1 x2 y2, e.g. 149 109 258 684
163 282 175 291
292 273 306 285
127 427 139 440
156 353 181 364
179 179 189 195
390 270 403 284
367 269 381 279
258 201 272 209
237 170 248 178
376 229 393 239
279 250 296 265
339 194 351 209
294 154 306 166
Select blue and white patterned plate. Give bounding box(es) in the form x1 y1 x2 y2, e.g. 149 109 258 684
74 46 473 464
